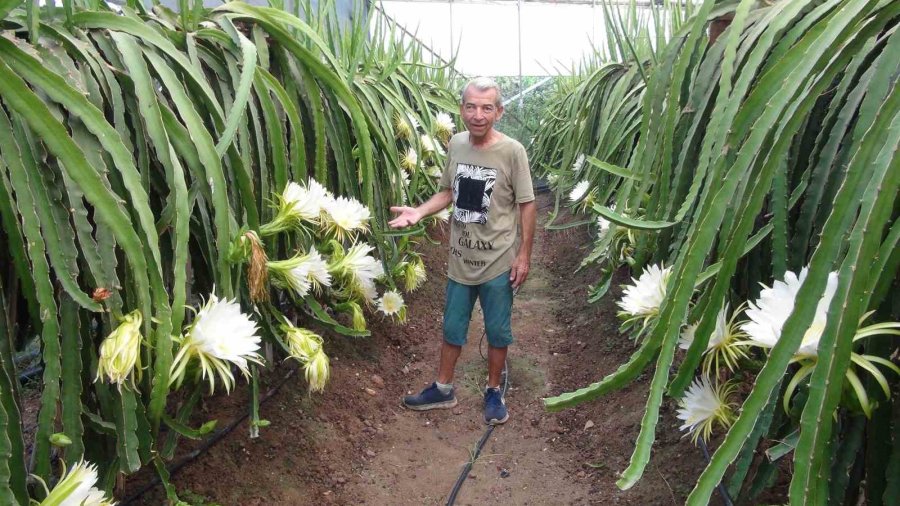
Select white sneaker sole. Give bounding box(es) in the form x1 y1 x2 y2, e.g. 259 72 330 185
402 397 458 411
485 412 509 425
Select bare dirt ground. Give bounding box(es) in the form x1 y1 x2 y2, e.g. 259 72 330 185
131 193 710 505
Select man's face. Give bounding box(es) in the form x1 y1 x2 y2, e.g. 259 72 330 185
460 86 503 139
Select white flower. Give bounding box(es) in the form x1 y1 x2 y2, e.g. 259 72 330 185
617 264 671 318
427 165 443 178
269 247 332 298
433 207 451 222
262 179 331 236
546 173 559 185
330 243 385 303
597 214 611 239
406 112 420 131
572 154 585 172
43 460 116 506
435 111 455 141
395 112 419 140
678 322 699 351
169 294 263 394
401 147 418 172
676 376 736 444
679 308 730 351
322 196 371 240
282 179 329 223
96 310 142 389
359 277 378 303
377 289 406 318
421 134 445 156
740 268 838 357
569 180 590 202
679 304 750 375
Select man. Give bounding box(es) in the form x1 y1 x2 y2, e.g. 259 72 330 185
389 77 536 425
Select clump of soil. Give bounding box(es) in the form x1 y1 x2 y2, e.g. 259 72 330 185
129 194 715 505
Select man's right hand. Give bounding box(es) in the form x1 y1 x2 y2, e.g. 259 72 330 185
388 206 423 228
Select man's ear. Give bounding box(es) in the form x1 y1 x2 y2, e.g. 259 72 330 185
496 105 505 121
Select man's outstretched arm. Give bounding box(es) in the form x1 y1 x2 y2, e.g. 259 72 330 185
510 200 536 288
388 188 453 228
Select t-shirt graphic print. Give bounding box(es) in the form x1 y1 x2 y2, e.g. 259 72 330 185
452 163 497 225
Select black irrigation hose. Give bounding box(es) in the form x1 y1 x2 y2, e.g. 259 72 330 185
122 366 298 505
446 287 518 506
445 360 508 506
699 437 735 506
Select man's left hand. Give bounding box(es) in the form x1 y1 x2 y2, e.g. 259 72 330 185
510 253 530 289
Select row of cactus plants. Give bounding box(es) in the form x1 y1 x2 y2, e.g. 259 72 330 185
536 1 900 504
0 0 459 503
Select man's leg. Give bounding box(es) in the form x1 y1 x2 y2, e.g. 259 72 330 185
402 279 476 410
437 341 463 384
486 344 508 388
479 271 514 424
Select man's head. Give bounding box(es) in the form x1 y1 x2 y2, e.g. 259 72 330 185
460 77 504 141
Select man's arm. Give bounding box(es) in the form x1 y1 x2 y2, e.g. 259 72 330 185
510 200 536 289
388 188 453 228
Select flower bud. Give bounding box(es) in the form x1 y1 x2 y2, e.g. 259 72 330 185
96 310 143 389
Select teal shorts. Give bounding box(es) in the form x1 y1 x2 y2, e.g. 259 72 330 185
443 270 514 348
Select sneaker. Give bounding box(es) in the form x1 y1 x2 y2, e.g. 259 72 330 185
402 382 458 411
484 387 509 425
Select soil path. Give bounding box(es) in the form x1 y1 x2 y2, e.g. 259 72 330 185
345 232 591 505
136 193 709 505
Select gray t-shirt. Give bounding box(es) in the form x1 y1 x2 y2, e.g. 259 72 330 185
439 132 534 285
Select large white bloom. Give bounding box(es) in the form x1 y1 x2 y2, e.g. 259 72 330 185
269 247 332 298
740 268 838 357
597 214 611 240
43 460 116 506
282 179 330 223
169 294 263 393
572 154 585 172
401 146 418 172
617 264 671 318
679 307 729 351
420 134 446 156
426 165 443 179
679 304 750 375
569 180 590 202
395 112 419 140
676 376 736 444
433 207 451 222
359 277 379 304
377 289 407 321
330 243 385 303
435 111 455 141
322 196 371 240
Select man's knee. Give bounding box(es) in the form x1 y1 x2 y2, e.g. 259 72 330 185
485 323 513 348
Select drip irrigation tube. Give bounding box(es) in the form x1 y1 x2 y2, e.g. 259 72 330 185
445 287 518 506
445 360 508 506
123 366 298 505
